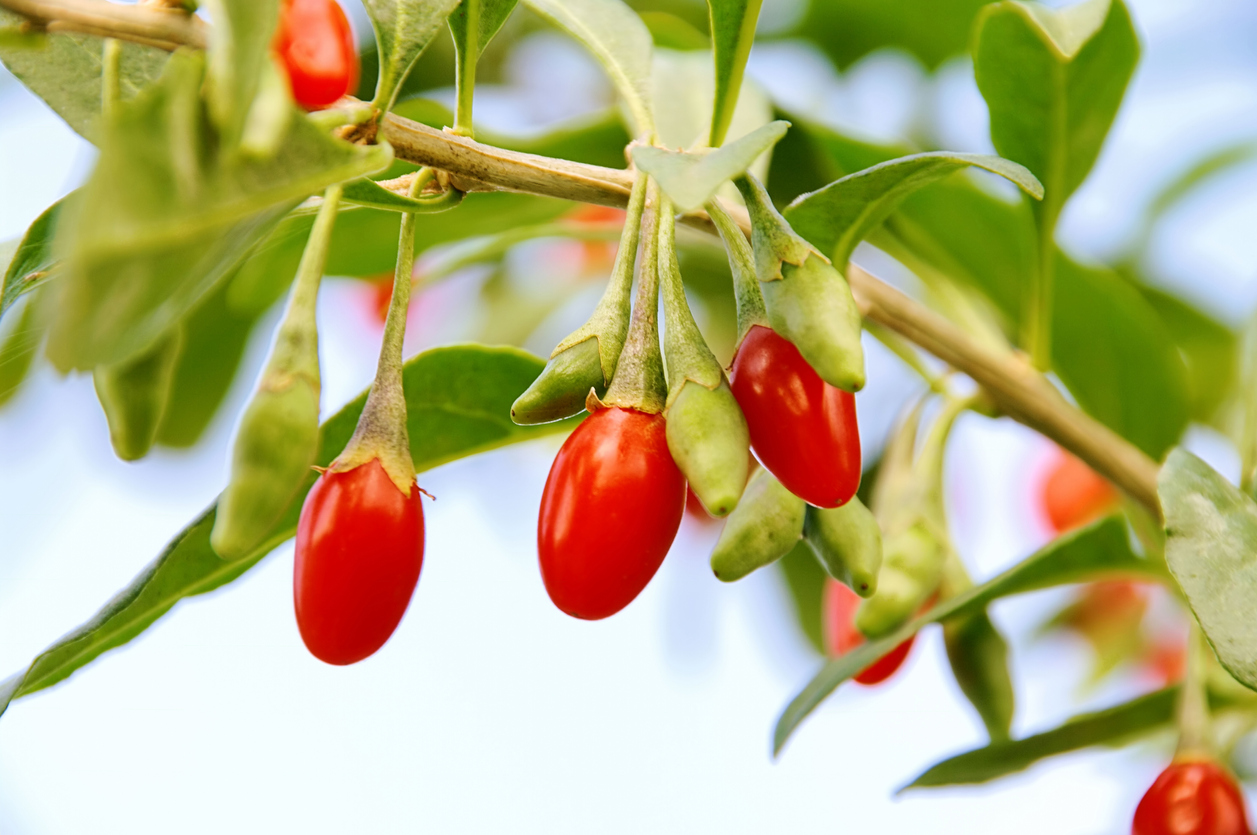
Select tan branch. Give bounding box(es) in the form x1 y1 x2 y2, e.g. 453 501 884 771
1 0 206 49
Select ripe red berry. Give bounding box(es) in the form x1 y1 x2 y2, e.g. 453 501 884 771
294 458 424 665
823 579 913 686
273 0 359 111
1133 760 1250 835
1041 447 1118 533
729 325 860 509
538 406 686 620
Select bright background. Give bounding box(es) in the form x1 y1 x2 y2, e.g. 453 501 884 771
2 0 1257 831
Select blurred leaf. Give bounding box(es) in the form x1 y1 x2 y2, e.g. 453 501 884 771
524 0 655 135
364 0 463 110
944 609 1015 742
633 120 788 211
651 48 772 158
339 176 465 212
776 540 827 655
203 0 281 148
47 50 389 371
705 0 761 146
973 0 1138 208
790 0 988 71
0 9 168 139
774 517 1160 755
1038 580 1147 686
1144 141 1257 231
638 11 708 50
784 151 1042 271
0 299 43 407
449 0 520 60
0 198 61 323
1160 448 1257 691
0 345 578 720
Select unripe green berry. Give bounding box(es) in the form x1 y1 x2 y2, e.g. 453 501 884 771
803 496 883 597
711 468 805 582
665 379 749 517
855 523 944 638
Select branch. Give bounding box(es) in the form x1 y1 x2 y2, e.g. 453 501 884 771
1 0 206 50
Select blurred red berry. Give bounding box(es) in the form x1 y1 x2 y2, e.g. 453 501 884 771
1133 759 1249 835
823 579 914 686
1041 448 1119 533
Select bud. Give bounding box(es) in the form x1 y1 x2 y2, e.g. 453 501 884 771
93 326 184 461
665 379 749 517
510 337 604 425
855 523 945 638
804 496 882 597
711 468 806 582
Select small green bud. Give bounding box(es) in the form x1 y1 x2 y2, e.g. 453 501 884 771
211 376 321 560
761 254 865 393
665 379 750 517
855 523 944 638
803 496 883 597
93 327 184 461
944 609 1014 742
710 468 806 582
511 337 604 425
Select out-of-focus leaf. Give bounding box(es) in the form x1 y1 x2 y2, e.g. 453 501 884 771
524 0 655 135
0 8 168 139
776 540 827 655
0 299 43 407
0 198 61 323
449 0 520 61
1144 141 1257 232
47 50 389 371
339 177 465 213
0 345 578 721
944 609 1015 742
1159 449 1257 691
203 0 281 148
364 0 463 111
705 0 761 146
639 11 708 50
774 517 1160 755
632 120 788 211
790 0 988 71
973 0 1138 209
784 151 1042 271
651 48 772 160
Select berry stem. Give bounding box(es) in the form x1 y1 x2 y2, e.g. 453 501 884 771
452 0 480 137
706 196 767 344
1175 621 1213 757
657 192 723 399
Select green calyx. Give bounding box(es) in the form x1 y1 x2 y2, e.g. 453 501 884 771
734 173 819 281
666 380 749 517
705 196 768 347
710 468 806 582
94 325 185 462
210 183 341 558
658 193 724 399
510 172 649 425
803 496 883 597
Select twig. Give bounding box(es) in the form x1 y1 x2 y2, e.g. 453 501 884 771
1 0 206 50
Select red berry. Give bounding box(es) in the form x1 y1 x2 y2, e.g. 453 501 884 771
274 0 359 111
729 325 860 509
1133 760 1250 835
823 579 914 686
294 458 424 665
1041 447 1118 533
538 406 686 620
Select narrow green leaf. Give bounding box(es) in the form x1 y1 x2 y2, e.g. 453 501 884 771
1159 448 1257 691
0 345 578 720
705 0 763 147
973 0 1139 207
448 0 519 59
47 50 389 371
0 299 43 407
784 151 1042 271
0 198 61 323
523 0 655 136
339 176 466 213
790 0 988 71
773 517 1160 755
632 120 788 212
1145 141 1257 230
776 540 827 655
364 0 463 112
0 8 168 139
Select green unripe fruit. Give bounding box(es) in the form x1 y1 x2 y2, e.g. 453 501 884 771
855 523 944 638
944 610 1014 742
211 376 321 560
665 380 749 517
803 496 883 597
93 327 184 461
760 254 865 393
710 468 805 582
511 338 604 425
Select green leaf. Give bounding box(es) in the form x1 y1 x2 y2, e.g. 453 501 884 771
632 120 788 212
0 298 43 407
448 0 519 60
203 0 281 149
1159 448 1257 691
705 0 762 147
776 540 827 655
773 517 1161 755
364 0 463 112
0 197 61 323
523 0 655 136
47 49 389 371
339 176 465 213
784 151 1043 272
651 48 773 158
905 687 1176 789
790 0 988 71
0 9 168 139
973 0 1139 208
0 345 577 720
1145 141 1257 231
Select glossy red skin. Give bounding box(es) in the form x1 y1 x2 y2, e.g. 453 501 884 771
823 580 914 686
274 0 359 111
538 407 685 620
294 458 424 665
1133 760 1250 835
730 326 860 509
1042 448 1118 533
